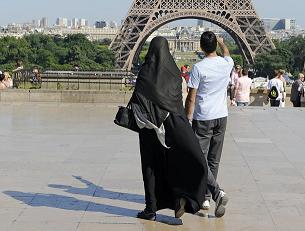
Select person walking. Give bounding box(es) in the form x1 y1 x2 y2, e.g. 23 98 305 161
181 65 190 103
0 72 8 90
233 68 253 106
278 70 287 107
185 32 232 211
123 36 228 221
266 71 285 107
229 65 241 106
3 71 13 88
290 73 304 107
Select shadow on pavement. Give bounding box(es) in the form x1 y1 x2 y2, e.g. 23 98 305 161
48 176 145 204
3 189 182 225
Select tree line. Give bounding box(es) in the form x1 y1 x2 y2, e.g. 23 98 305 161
254 36 305 78
0 33 304 77
0 34 116 72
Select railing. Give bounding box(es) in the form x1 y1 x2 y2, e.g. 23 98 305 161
12 69 137 91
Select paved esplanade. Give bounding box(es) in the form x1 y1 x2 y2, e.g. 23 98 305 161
1 103 305 231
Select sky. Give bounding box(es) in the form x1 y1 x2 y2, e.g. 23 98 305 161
0 0 304 28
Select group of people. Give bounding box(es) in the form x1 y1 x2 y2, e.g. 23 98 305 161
267 70 305 108
229 65 253 107
230 65 305 108
122 31 232 221
0 70 13 90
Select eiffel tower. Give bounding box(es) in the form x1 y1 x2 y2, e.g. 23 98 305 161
110 0 274 70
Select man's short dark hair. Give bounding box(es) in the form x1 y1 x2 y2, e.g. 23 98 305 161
200 31 217 54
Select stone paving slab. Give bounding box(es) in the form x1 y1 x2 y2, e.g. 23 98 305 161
1 103 305 230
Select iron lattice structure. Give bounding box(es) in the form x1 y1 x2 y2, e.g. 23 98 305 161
110 0 275 70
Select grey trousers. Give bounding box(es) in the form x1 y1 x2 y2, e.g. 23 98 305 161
192 117 227 201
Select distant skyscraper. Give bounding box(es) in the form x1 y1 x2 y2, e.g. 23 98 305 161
108 21 118 28
197 20 204 27
197 20 214 28
32 19 40 28
262 18 296 31
72 18 78 28
56 17 68 28
40 17 48 28
95 21 107 28
79 18 87 28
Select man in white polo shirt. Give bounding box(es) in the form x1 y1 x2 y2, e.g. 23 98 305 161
185 31 234 211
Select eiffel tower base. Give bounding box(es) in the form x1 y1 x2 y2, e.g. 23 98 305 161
110 0 274 70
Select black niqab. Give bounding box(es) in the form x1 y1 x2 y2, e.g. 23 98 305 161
135 37 184 115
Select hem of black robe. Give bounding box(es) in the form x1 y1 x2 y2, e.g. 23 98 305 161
155 197 200 214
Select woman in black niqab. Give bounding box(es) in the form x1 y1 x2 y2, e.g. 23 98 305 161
129 37 208 220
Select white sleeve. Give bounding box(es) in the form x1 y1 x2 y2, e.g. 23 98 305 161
188 65 201 90
224 56 234 69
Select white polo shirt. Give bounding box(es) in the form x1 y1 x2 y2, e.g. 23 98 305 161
188 56 234 121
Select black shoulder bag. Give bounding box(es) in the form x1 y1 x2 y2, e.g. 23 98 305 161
114 103 140 133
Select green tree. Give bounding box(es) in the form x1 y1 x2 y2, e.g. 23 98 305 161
281 36 305 72
255 47 294 77
95 45 116 69
231 54 244 67
139 43 150 64
36 49 56 68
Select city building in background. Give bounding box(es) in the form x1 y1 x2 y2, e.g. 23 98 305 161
107 21 118 28
197 20 216 28
71 18 79 29
79 19 89 28
262 18 296 31
56 17 68 28
49 27 118 41
95 21 107 28
0 16 304 42
40 17 48 28
147 24 230 52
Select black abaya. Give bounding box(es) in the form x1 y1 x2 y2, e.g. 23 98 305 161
137 108 208 214
128 36 208 215
164 114 208 213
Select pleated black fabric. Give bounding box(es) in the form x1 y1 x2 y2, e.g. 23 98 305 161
131 37 207 215
135 36 184 115
164 114 208 213
138 112 208 214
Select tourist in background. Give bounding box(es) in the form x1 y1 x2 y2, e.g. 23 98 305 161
290 73 304 107
233 68 253 106
229 65 242 106
266 70 285 107
0 72 8 90
185 64 191 76
181 65 191 83
186 32 231 214
12 60 24 73
3 71 13 88
181 65 190 103
301 86 305 107
278 70 287 107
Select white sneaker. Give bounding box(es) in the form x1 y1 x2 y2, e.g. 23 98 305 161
215 191 229 218
202 200 210 210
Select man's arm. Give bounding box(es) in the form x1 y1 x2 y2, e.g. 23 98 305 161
217 37 230 57
185 88 197 122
